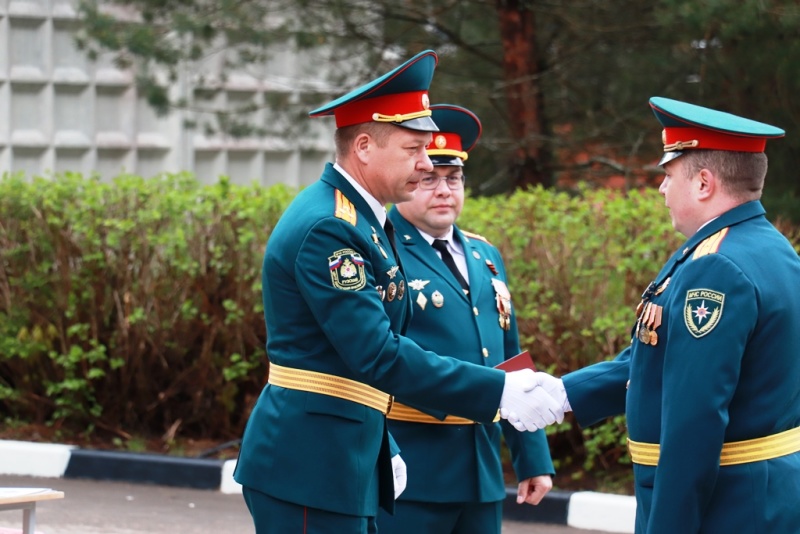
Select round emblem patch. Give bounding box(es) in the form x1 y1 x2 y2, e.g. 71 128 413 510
435 135 447 149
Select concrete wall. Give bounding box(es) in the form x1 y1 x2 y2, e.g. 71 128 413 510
0 0 335 186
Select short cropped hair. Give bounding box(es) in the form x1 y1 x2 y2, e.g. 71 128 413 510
334 122 395 159
681 150 768 201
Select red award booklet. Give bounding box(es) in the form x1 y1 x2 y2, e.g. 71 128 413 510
494 350 537 372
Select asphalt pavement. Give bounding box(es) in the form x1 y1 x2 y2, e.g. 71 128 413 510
0 475 609 534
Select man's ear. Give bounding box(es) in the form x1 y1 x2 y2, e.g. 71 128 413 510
696 168 716 200
353 133 372 164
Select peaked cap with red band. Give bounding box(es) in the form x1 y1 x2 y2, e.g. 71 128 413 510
426 104 482 167
308 50 439 132
650 97 785 166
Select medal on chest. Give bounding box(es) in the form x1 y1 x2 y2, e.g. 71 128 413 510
491 278 512 331
634 277 668 346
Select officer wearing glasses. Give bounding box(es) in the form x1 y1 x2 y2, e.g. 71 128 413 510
234 52 561 534
380 104 555 534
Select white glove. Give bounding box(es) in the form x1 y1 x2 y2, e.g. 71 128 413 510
499 369 563 431
391 454 407 499
533 371 572 415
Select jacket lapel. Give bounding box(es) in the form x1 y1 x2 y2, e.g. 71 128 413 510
454 228 482 303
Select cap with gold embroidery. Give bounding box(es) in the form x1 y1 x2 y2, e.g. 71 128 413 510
650 97 785 166
426 104 482 167
308 50 439 132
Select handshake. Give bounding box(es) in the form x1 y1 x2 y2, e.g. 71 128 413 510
499 369 571 432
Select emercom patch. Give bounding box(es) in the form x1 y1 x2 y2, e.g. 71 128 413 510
684 289 724 338
329 248 366 290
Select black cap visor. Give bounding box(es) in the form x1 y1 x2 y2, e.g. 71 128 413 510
658 150 684 166
392 115 439 132
429 154 464 167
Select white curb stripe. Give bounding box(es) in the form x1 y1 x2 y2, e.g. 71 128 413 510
220 459 242 495
567 491 636 533
1 438 638 533
0 440 75 478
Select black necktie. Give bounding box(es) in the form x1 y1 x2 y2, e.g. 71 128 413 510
383 219 399 259
432 239 469 291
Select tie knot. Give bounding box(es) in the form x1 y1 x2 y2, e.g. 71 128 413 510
431 238 468 291
432 239 449 253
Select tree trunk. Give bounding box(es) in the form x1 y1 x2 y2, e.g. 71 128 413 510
495 0 552 188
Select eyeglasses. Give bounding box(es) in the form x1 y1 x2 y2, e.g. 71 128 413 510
419 174 465 190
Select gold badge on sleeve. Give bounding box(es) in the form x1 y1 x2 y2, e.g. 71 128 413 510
329 249 366 290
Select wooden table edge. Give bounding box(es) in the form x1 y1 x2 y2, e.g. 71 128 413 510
0 490 65 506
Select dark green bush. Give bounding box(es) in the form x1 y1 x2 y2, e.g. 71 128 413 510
0 172 293 441
2 174 797 490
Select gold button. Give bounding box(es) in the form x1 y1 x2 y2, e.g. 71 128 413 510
473 307 479 315
482 348 489 357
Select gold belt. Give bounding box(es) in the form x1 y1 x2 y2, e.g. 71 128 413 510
387 402 501 424
387 402 476 425
268 363 393 415
628 426 800 467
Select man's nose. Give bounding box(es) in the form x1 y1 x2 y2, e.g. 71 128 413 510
433 177 451 193
418 153 433 172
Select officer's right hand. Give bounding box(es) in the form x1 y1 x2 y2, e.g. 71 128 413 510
532 371 572 414
499 369 563 431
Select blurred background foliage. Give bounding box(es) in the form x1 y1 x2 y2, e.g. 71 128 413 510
5 174 797 490
76 0 800 218
4 0 800 491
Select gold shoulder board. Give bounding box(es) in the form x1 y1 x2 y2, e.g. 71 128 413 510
334 189 357 226
693 227 729 259
462 230 491 245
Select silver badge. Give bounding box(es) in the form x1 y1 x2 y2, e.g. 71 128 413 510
408 279 430 291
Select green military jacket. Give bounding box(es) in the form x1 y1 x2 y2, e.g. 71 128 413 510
385 208 554 504
564 201 800 533
235 163 506 517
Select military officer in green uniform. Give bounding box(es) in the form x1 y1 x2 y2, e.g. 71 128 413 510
377 104 555 534
233 51 562 533
533 97 800 533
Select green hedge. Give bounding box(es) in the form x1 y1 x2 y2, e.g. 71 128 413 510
0 172 293 441
2 173 798 489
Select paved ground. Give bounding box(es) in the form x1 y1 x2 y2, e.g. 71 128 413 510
0 475 608 534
